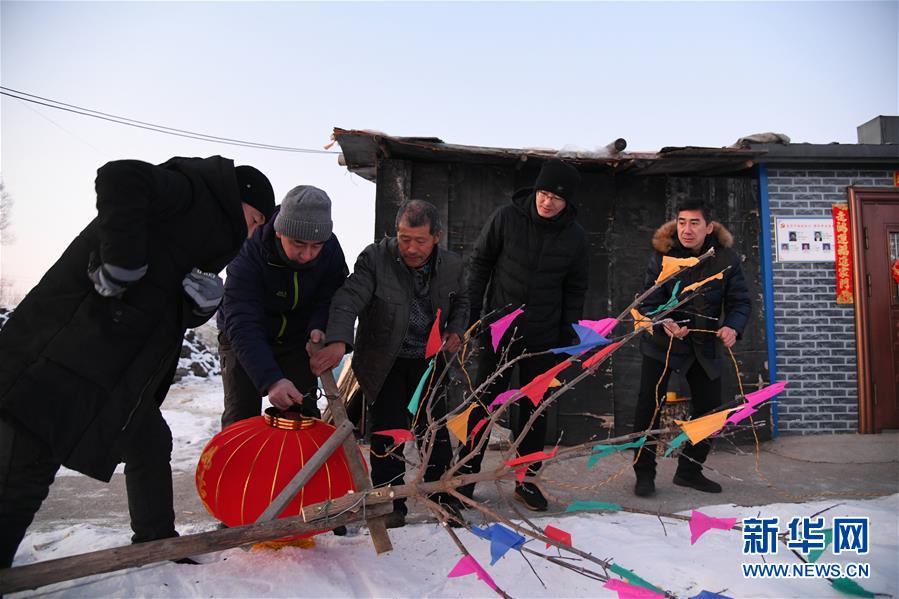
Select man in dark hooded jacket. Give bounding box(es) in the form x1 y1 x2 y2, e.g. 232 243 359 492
463 158 588 512
632 198 751 498
217 185 348 428
0 156 275 568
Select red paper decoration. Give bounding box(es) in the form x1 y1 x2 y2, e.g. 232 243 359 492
196 410 359 537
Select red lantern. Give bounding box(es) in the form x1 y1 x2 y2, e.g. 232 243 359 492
196 409 360 537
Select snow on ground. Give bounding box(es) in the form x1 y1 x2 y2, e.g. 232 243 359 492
12 377 899 598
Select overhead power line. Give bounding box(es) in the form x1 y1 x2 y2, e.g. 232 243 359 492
0 86 339 154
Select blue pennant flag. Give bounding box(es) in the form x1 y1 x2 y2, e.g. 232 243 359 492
550 324 612 355
471 523 526 564
690 592 733 599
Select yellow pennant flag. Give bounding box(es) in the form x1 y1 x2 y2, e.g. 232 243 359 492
632 308 653 334
447 404 478 443
681 271 724 294
549 378 562 388
674 408 737 445
655 256 700 284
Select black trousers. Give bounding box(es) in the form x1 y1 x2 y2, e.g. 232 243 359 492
369 357 453 514
0 406 176 568
632 354 722 477
460 338 562 483
219 333 319 429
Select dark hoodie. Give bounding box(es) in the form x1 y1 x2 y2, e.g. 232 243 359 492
217 206 349 394
467 189 589 351
639 220 751 379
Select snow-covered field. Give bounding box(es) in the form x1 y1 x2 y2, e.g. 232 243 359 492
10 377 899 598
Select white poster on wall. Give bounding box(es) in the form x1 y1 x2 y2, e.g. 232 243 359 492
775 217 836 262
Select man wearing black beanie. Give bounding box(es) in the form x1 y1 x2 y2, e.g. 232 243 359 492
0 155 274 568
463 158 588 511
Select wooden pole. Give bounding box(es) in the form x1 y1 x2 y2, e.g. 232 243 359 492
0 502 393 595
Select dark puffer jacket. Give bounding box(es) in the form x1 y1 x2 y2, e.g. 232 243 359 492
467 189 589 351
0 156 248 481
639 220 751 379
217 207 349 394
325 238 469 403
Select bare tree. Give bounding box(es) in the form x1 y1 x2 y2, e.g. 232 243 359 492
0 178 13 246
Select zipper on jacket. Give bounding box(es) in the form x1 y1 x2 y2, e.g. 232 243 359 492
121 345 179 432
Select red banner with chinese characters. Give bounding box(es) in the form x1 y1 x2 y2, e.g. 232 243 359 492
832 204 853 304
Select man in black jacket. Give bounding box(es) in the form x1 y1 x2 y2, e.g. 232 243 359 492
310 200 469 529
464 159 588 512
632 198 751 498
0 157 274 568
217 185 348 428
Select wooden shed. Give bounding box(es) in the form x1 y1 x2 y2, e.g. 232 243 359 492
334 128 770 445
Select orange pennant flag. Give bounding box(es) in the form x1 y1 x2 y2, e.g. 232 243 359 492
549 378 562 388
655 256 699 284
425 308 443 358
631 308 653 334
681 271 724 294
674 408 738 445
582 341 621 370
447 404 477 443
520 360 571 406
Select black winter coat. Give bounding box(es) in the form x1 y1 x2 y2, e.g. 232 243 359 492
217 208 349 394
639 220 752 379
467 189 589 351
0 156 248 481
325 238 469 403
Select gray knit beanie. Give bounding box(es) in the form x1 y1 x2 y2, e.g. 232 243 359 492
274 185 333 242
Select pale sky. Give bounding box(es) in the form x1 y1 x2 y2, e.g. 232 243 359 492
1 1 897 299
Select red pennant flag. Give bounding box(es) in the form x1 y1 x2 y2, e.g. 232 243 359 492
520 360 571 406
544 524 572 548
514 466 528 483
505 446 559 468
469 417 489 445
425 308 443 358
582 341 621 370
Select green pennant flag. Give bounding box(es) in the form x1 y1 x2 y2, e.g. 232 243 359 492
608 563 664 594
407 358 435 414
663 431 690 457
566 501 623 513
831 577 876 598
646 281 682 316
588 437 646 468
807 528 833 563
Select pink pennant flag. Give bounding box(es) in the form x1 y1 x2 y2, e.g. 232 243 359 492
490 308 524 352
578 318 617 337
505 446 558 468
726 406 758 425
581 341 621 370
689 509 737 545
544 524 572 548
743 381 788 407
604 579 664 599
470 418 487 444
371 429 415 444
520 360 571 406
489 389 521 411
447 555 499 592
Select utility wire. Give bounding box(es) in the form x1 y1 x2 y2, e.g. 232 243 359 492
0 86 339 154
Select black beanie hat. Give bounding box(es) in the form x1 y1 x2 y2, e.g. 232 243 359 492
235 165 275 220
534 159 581 201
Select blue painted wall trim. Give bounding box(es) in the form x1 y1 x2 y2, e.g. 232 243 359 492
756 164 779 437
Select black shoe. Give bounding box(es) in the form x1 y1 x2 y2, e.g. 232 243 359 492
383 510 406 529
332 525 347 536
634 474 656 497
673 471 722 493
514 482 548 512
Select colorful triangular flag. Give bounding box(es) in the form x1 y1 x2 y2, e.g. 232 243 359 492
490 307 524 352
447 404 477 443
407 358 435 415
520 360 571 406
425 308 443 358
689 509 737 544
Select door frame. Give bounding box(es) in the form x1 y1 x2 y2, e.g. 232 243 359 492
848 187 899 433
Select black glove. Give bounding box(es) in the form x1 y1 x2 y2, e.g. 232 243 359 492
182 268 224 317
87 253 147 298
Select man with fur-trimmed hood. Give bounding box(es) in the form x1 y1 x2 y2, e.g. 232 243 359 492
632 198 750 498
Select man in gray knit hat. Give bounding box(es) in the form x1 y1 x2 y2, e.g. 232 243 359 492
217 185 349 427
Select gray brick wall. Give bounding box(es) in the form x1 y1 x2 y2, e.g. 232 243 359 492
767 168 893 434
